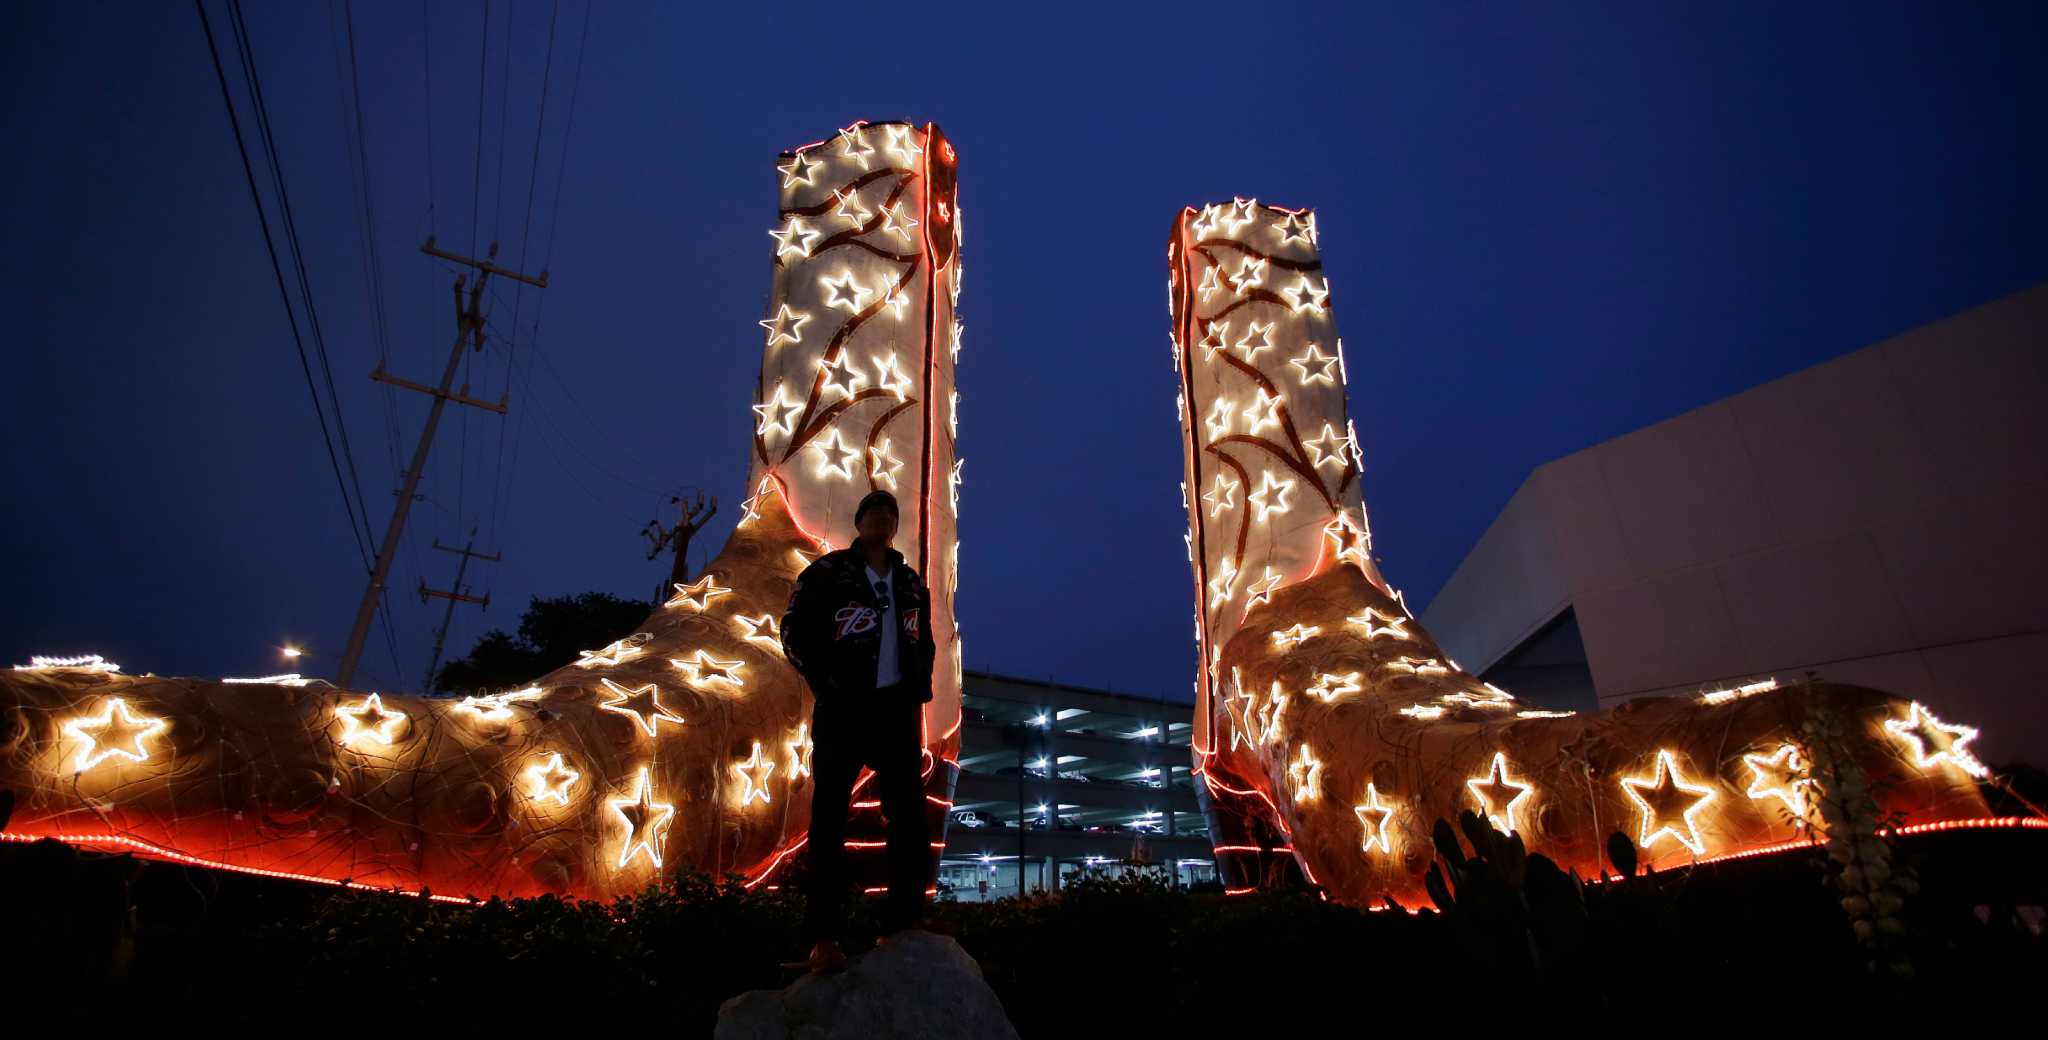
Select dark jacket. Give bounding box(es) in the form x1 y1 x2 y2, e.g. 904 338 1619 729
781 545 936 707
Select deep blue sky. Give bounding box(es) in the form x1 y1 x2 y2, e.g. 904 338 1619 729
3 2 2043 699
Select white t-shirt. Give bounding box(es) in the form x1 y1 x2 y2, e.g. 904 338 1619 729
866 563 902 689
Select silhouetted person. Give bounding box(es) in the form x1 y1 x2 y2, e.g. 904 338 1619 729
781 490 936 974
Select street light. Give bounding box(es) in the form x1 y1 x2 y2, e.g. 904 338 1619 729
280 645 304 660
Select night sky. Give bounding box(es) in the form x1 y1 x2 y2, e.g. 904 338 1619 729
3 2 2043 701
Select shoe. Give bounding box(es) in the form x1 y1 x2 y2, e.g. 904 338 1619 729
0 121 967 904
1165 198 1996 907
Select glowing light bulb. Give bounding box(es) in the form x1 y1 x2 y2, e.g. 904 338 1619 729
62 697 168 772
759 304 811 348
1619 749 1719 854
280 645 304 660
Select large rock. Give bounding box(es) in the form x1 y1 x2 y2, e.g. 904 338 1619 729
715 930 1019 1040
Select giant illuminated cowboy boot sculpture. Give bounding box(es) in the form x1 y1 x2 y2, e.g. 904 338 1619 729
0 120 966 903
1167 198 2012 907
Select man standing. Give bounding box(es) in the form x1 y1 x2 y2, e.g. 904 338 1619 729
781 490 937 974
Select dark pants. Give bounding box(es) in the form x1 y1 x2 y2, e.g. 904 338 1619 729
801 689 930 943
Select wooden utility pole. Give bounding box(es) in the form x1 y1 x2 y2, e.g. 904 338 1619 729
419 528 501 691
335 238 545 689
642 491 717 600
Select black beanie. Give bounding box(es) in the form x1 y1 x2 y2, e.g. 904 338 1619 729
854 489 899 525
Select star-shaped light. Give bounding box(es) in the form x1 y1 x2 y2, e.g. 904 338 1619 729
769 216 822 260
786 722 814 781
1306 671 1362 703
1220 196 1258 234
1346 606 1410 640
821 271 874 313
950 320 964 363
880 281 913 320
882 123 922 163
455 685 545 723
1288 345 1342 387
1385 656 1448 677
835 125 876 168
1207 557 1240 609
1355 783 1396 855
576 637 646 668
869 438 905 489
880 201 920 241
1620 749 1719 854
335 693 408 748
63 697 168 772
1197 321 1230 361
1246 471 1295 522
1282 276 1330 313
1303 423 1352 471
1223 677 1260 752
1743 743 1815 819
1884 701 1988 778
759 304 811 348
738 475 781 525
1467 752 1534 834
1203 399 1237 444
752 382 802 439
811 428 862 480
599 678 686 738
1197 267 1225 302
832 185 874 227
1241 391 1284 438
1288 743 1324 803
1271 623 1322 649
950 389 960 436
871 351 912 399
1203 474 1239 517
1321 510 1373 570
1276 209 1317 247
1232 321 1276 364
732 740 777 806
673 649 746 692
1242 567 1284 610
667 574 732 612
609 766 676 869
1190 204 1221 238
734 613 782 652
1227 256 1268 293
949 458 964 516
776 150 820 190
523 752 581 807
1256 682 1288 744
